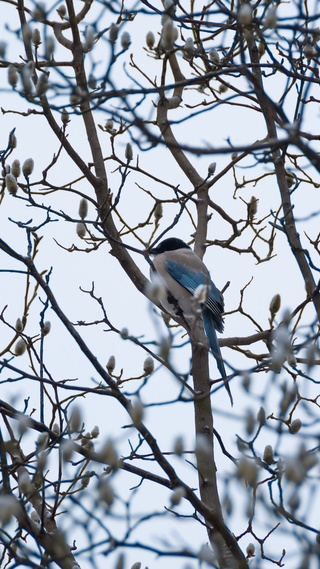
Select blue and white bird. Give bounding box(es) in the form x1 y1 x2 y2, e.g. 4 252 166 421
149 237 233 405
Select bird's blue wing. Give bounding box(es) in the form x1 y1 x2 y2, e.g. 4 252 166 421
166 260 224 332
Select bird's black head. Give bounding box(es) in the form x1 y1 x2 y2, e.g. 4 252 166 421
149 238 191 255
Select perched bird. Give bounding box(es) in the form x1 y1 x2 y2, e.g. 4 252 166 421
149 237 233 405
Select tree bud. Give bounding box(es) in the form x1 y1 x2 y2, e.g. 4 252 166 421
257 406 266 425
69 406 81 433
32 28 41 48
105 119 114 132
8 65 18 88
170 486 186 506
120 327 129 339
15 338 26 356
238 3 253 25
52 423 60 436
121 31 131 50
78 198 88 220
76 222 86 238
263 7 277 29
42 321 51 335
45 37 55 59
56 4 66 19
146 31 155 49
246 543 255 558
269 293 281 316
154 202 163 221
125 142 133 162
208 162 216 176
22 158 34 178
36 73 49 96
289 418 302 434
143 356 154 375
173 435 184 456
248 195 258 220
80 471 91 489
11 159 21 178
91 425 99 438
6 173 18 195
263 444 274 464
209 49 220 65
131 563 141 569
88 73 96 89
15 318 23 334
106 355 116 373
109 23 119 43
61 108 69 125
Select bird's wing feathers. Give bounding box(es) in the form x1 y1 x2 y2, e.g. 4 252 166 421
166 259 224 332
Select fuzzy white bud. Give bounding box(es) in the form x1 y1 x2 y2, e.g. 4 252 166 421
170 486 186 506
209 49 220 65
0 495 20 524
61 108 69 125
208 162 216 176
106 355 116 373
120 327 129 339
109 24 119 43
238 3 253 25
8 65 18 88
15 338 26 356
263 7 277 29
246 543 255 558
45 37 55 60
76 222 86 238
146 31 155 49
174 435 184 456
11 159 21 178
78 198 88 220
125 142 133 162
6 173 18 195
143 356 154 375
56 4 66 19
91 425 100 438
269 294 281 316
289 418 302 434
32 28 41 48
42 321 51 336
22 158 34 178
263 444 274 464
121 31 131 50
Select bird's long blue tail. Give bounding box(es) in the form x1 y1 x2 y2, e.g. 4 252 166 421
203 309 233 406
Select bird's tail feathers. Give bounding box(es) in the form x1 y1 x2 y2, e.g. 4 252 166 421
203 310 233 406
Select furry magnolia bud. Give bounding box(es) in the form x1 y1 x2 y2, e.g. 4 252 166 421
209 49 220 65
208 162 216 176
143 356 154 375
22 158 34 178
125 142 133 162
76 222 86 238
121 31 131 50
238 3 253 25
109 23 119 43
6 173 18 195
15 338 26 356
289 418 302 434
42 321 51 335
106 355 116 373
56 4 66 19
246 543 255 558
32 28 41 48
11 159 21 178
263 444 274 464
61 108 69 125
170 486 186 506
269 294 281 316
78 198 88 220
8 65 18 88
146 31 155 49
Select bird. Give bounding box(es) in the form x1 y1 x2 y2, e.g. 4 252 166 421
149 237 233 405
